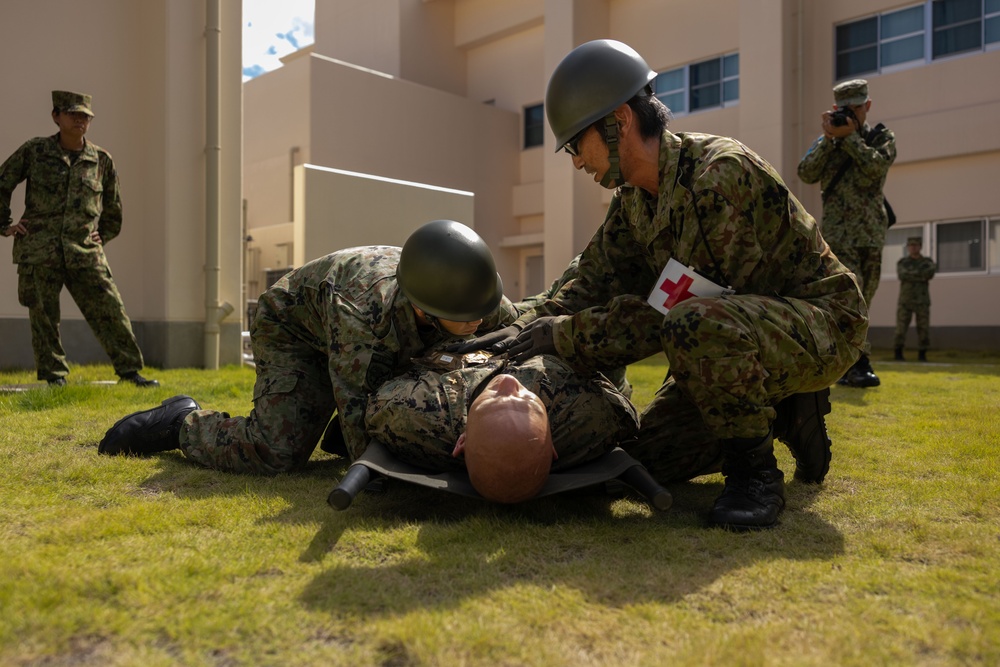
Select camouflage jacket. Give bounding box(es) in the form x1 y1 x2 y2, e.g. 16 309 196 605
797 122 896 249
366 353 639 472
0 134 123 267
257 246 518 460
896 254 936 304
519 130 868 370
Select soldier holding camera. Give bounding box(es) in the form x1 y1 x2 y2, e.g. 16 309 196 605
798 79 897 388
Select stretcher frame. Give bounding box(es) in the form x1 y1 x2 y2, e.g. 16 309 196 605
327 439 672 511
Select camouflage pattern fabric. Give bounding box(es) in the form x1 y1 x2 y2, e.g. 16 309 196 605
366 353 639 473
1 134 142 381
179 247 519 475
1 135 123 265
17 262 143 378
894 254 936 350
513 253 631 398
516 131 867 480
798 121 896 353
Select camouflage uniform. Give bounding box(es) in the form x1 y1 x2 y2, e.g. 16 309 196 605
179 247 518 475
0 134 145 381
520 131 867 483
894 253 936 352
366 354 638 473
514 253 631 398
797 106 896 355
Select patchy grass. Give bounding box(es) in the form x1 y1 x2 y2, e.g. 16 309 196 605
1 352 999 666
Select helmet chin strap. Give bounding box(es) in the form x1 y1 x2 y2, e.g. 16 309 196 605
414 306 447 334
599 114 622 189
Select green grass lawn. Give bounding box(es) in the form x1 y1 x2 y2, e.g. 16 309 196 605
1 352 999 666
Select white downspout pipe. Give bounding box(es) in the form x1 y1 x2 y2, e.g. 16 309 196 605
205 0 234 369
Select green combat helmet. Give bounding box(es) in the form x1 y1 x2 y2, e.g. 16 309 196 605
397 219 503 322
545 39 656 188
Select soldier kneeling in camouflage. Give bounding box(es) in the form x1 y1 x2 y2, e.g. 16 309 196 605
366 351 639 503
97 220 519 474
454 41 867 530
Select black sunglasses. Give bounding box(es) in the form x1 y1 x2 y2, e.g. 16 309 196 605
562 129 585 156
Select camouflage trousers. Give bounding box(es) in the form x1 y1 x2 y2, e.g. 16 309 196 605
180 298 335 475
894 300 930 350
827 244 881 354
623 293 860 484
16 262 144 381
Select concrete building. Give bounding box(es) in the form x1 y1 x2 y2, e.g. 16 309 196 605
2 0 997 373
244 0 1000 351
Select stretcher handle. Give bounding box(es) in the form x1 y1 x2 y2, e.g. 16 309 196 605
619 465 672 511
327 464 372 511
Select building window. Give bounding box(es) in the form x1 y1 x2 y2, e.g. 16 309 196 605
885 218 1000 277
524 103 544 149
937 219 985 272
653 53 738 116
836 1 999 80
990 218 1000 271
884 225 928 277
653 68 686 113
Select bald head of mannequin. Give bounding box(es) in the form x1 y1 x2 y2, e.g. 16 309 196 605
452 374 557 503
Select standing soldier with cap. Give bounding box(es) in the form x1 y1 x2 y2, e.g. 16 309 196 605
894 236 936 362
798 79 897 388
98 220 520 476
0 90 157 387
452 40 867 530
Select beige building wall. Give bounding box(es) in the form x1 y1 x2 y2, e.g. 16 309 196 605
293 164 475 264
0 0 245 371
237 0 1000 353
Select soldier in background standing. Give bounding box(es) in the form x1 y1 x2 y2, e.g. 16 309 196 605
0 91 157 387
894 236 936 362
798 79 897 388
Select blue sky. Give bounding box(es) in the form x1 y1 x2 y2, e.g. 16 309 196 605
242 0 316 82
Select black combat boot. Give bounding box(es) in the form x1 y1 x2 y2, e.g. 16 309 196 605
709 433 785 531
319 415 348 457
99 395 200 456
837 354 880 388
918 350 927 362
773 388 832 484
894 347 904 361
119 371 160 388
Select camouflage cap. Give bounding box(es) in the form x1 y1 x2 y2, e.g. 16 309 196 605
907 237 923 245
52 90 94 117
833 79 868 107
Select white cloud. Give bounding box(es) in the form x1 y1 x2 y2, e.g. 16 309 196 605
243 0 315 82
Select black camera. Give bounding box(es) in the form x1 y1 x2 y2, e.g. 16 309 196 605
829 106 856 127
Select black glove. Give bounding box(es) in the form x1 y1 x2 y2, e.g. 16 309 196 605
501 317 557 363
443 325 521 354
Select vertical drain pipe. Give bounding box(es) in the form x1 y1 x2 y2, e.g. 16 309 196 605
204 0 233 369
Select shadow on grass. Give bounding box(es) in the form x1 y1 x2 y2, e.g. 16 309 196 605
298 473 843 614
126 446 842 613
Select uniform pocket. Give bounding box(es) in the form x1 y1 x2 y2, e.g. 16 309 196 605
16 264 39 307
252 369 299 401
80 178 104 217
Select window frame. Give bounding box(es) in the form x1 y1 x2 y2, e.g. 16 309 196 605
653 52 739 117
884 217 998 279
835 0 999 81
523 102 545 150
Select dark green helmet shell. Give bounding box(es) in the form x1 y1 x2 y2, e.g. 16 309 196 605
545 39 657 150
397 220 503 322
